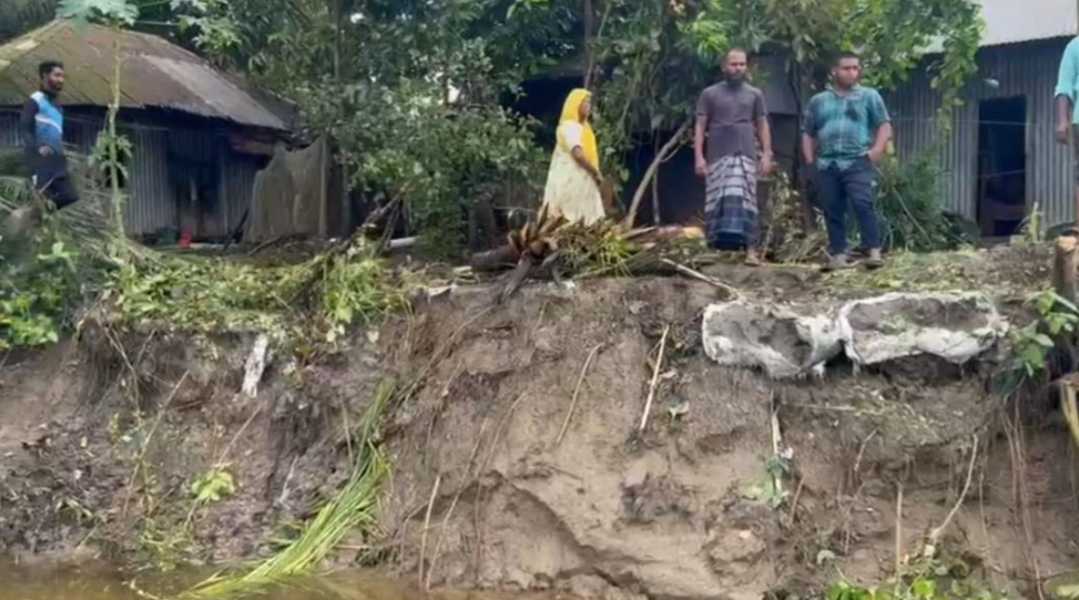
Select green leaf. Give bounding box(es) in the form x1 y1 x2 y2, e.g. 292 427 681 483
191 468 236 504
56 0 139 25
1033 334 1056 349
912 578 937 599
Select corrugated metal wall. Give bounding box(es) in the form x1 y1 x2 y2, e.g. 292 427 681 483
890 38 1074 228
1 108 262 238
0 113 19 147
224 155 261 236
126 127 176 235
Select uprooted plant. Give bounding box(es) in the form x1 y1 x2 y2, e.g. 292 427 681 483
180 379 395 600
108 234 412 359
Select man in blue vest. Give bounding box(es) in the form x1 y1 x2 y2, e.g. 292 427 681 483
20 61 79 212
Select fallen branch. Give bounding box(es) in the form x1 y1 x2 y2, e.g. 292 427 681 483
624 118 692 228
389 237 417 250
925 434 979 553
639 325 671 433
498 254 537 304
555 344 604 447
470 245 519 272
786 477 805 527
659 258 740 299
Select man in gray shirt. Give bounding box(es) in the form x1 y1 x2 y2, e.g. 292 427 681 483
694 48 774 266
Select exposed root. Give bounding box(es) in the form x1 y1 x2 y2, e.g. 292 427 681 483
426 418 490 590
925 434 979 552
418 473 442 588
555 344 604 447
121 371 190 519
659 258 740 300
895 481 904 590
638 325 670 433
473 393 529 581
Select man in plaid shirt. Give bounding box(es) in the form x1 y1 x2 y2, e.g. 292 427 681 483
802 52 893 271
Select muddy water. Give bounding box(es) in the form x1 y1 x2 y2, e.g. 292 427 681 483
0 562 565 600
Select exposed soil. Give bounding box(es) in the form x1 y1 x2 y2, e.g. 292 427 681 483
1 244 1076 600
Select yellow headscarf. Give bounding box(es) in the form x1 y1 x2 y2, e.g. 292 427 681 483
556 88 600 170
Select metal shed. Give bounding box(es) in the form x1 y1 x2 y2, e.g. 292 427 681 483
0 20 293 240
890 0 1079 234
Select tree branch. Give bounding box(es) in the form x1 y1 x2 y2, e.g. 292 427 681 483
623 118 691 229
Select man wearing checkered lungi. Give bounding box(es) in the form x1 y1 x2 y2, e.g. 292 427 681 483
694 48 774 266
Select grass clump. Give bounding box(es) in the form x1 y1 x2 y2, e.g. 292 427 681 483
182 380 395 599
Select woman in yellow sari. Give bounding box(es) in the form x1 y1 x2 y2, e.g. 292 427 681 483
541 88 606 225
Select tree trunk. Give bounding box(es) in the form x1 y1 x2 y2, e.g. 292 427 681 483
789 61 816 231
582 0 595 88
623 118 691 229
1055 236 1079 305
333 0 343 80
108 36 124 239
471 245 520 272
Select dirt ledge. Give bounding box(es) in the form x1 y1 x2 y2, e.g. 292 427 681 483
0 245 1074 599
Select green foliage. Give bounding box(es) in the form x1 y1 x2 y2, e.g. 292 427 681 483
57 0 139 25
827 554 1008 600
123 0 982 252
320 245 410 343
305 83 547 257
191 468 236 505
742 452 792 509
587 1 712 187
112 238 408 355
113 256 300 335
139 515 197 572
998 290 1079 392
1050 579 1079 600
1 0 59 43
876 152 964 252
88 129 133 190
185 379 395 599
688 0 983 119
0 226 85 350
171 0 243 63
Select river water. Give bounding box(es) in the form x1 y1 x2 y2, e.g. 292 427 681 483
0 561 564 600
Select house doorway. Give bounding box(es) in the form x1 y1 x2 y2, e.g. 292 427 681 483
976 97 1027 238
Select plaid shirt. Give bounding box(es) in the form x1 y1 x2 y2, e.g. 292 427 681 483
803 85 891 170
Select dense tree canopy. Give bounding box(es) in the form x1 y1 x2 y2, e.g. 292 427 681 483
9 0 983 249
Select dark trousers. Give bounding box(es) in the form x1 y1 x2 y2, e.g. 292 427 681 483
818 157 881 255
34 173 79 210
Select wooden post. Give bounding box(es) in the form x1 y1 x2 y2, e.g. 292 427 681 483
1054 236 1078 304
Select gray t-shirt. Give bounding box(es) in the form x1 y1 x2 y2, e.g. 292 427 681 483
696 81 767 163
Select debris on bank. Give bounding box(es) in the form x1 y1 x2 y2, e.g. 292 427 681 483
703 292 1009 379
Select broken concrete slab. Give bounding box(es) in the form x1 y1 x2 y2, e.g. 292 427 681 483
837 292 1008 366
701 302 843 379
702 292 1009 378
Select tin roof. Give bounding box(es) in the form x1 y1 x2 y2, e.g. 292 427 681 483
978 0 1078 47
0 20 290 130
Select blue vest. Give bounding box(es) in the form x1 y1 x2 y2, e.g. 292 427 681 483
31 91 64 153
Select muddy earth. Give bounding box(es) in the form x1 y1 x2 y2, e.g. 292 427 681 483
1 244 1076 599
